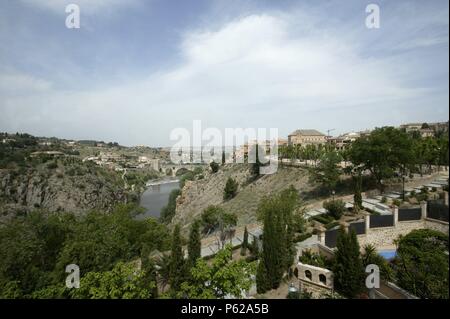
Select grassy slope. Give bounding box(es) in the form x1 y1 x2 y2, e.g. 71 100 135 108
173 165 313 230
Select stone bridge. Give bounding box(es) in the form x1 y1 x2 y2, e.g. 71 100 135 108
160 163 206 176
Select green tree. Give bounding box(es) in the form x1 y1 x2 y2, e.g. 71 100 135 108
71 262 155 299
223 177 238 200
256 186 298 293
323 199 346 220
169 224 186 295
250 144 262 177
309 151 342 193
393 229 448 299
221 149 226 165
187 222 201 267
348 127 414 191
200 206 237 248
179 245 256 299
333 227 365 298
240 227 249 256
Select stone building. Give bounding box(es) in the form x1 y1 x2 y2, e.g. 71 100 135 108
288 129 326 146
296 262 334 298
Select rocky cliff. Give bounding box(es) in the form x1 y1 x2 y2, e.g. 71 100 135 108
0 159 136 219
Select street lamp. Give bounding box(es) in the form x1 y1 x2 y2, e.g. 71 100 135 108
332 190 335 201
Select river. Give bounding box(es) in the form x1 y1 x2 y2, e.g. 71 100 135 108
139 179 180 218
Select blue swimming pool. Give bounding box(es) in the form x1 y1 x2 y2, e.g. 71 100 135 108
378 249 397 260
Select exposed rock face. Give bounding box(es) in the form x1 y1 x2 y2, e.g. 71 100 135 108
0 167 134 219
172 165 311 229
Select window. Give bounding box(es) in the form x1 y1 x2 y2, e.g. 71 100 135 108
319 274 327 285
305 270 312 280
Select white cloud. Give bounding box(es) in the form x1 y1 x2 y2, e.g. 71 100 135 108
1 11 448 145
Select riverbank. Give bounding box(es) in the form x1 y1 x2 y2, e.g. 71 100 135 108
139 178 180 218
146 178 180 187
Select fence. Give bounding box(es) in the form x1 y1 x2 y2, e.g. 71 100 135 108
323 201 449 248
324 228 339 248
398 208 422 221
427 200 449 222
370 214 394 228
349 221 365 235
325 221 365 248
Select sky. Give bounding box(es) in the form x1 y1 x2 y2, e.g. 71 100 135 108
0 0 448 146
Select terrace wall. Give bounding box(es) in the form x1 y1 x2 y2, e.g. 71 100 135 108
323 194 449 249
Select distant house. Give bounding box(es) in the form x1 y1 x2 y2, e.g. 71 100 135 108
420 128 435 138
429 121 449 133
400 123 423 133
277 138 288 146
327 136 346 150
288 129 326 146
400 121 447 137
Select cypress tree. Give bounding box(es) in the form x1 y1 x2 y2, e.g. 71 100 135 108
333 227 365 298
257 200 283 292
240 226 249 256
256 187 298 293
187 221 201 267
353 174 363 211
251 144 261 176
169 224 185 294
222 149 226 165
256 260 270 294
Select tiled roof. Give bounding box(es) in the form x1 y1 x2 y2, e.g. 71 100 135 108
288 129 325 136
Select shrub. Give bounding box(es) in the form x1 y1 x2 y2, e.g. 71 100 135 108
299 249 327 268
210 161 219 173
416 193 428 202
381 196 387 203
293 232 312 243
323 199 346 220
312 214 334 225
392 199 401 207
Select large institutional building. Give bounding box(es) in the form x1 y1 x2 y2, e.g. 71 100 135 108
288 129 327 146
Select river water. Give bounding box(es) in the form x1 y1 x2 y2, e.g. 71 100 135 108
139 180 180 218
